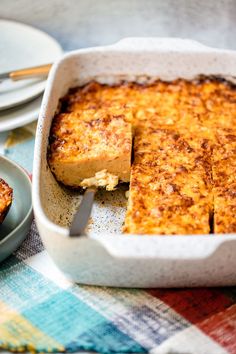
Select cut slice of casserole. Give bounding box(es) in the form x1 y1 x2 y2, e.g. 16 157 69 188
0 178 13 224
48 107 132 190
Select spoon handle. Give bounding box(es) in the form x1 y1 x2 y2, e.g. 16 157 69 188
69 187 97 237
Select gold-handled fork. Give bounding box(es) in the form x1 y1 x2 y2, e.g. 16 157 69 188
0 63 52 82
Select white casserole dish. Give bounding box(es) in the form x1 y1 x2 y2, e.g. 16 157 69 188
33 38 236 287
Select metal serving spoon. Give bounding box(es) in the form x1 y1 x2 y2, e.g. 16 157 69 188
69 187 97 237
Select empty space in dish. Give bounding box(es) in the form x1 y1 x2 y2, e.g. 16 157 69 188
42 174 128 234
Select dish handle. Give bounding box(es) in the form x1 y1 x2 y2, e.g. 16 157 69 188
111 37 214 52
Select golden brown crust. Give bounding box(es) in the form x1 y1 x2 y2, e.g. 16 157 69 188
49 78 236 234
212 129 236 233
48 107 132 188
0 178 13 224
124 128 213 235
49 108 132 163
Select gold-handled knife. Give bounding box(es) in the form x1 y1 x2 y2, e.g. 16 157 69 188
0 63 52 81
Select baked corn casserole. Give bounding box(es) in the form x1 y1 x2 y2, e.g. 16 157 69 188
48 78 236 234
0 178 13 224
48 107 132 190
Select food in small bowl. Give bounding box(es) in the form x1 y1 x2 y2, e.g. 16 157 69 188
0 178 13 225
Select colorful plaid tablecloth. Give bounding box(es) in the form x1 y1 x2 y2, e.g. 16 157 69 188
0 123 236 354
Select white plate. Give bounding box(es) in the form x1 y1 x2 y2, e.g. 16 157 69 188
0 20 62 110
0 95 42 132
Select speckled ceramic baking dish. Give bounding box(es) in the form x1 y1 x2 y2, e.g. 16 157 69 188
33 38 236 287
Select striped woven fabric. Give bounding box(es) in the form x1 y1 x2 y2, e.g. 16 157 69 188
0 124 236 354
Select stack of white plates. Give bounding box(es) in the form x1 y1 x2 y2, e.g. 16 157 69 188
0 20 62 132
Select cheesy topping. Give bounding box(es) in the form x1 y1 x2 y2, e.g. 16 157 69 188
48 107 132 188
49 78 236 234
80 170 119 191
0 178 13 224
